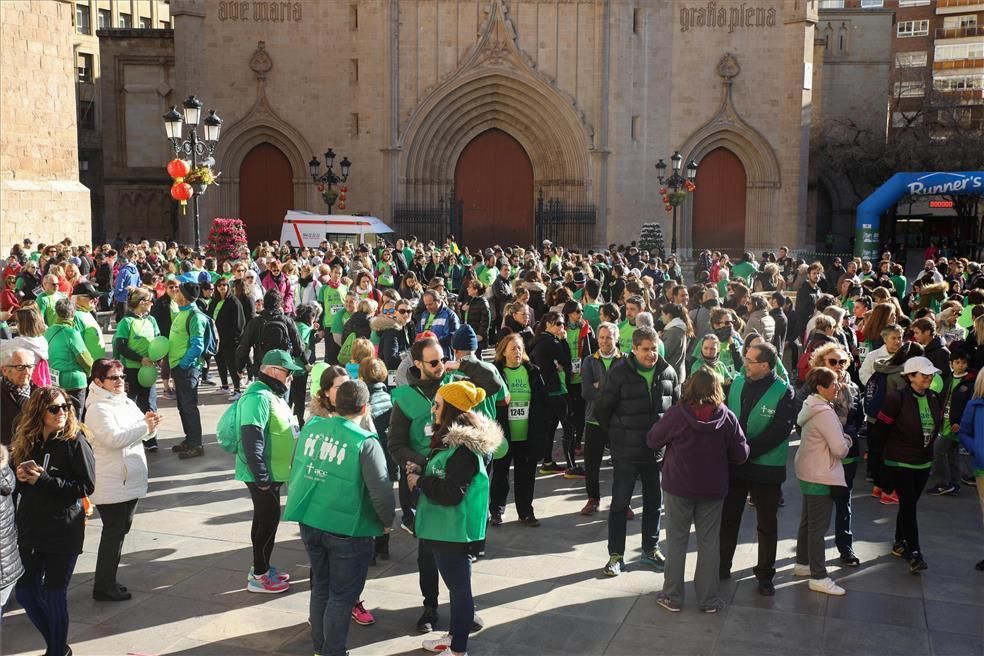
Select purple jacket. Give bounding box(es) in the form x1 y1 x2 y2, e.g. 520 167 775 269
646 403 749 500
260 270 295 315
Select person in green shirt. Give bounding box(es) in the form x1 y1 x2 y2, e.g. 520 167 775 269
169 282 210 458
581 278 603 334
44 297 92 411
285 379 395 656
71 281 106 362
237 349 304 594
618 295 643 354
578 322 623 516
408 381 504 656
35 274 64 327
113 286 161 422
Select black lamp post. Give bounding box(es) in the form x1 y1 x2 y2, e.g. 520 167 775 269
655 151 698 256
309 149 351 213
162 95 223 250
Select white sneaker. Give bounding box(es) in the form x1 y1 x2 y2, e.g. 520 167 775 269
422 633 452 653
229 391 242 401
793 563 811 577
436 649 466 656
808 577 846 596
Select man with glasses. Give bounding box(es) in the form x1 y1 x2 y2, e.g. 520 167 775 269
719 342 796 596
1 348 36 446
388 336 481 634
416 290 460 356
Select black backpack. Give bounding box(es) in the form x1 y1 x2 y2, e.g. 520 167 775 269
258 316 293 355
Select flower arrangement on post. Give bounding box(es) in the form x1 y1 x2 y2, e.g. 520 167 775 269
317 183 339 207
206 218 249 265
184 165 221 195
660 184 696 213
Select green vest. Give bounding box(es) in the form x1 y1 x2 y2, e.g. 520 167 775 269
415 445 489 543
727 374 789 467
284 416 384 537
391 384 436 457
234 381 297 483
73 310 106 361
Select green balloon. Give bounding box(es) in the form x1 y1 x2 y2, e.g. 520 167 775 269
137 365 158 388
148 336 170 362
309 362 328 399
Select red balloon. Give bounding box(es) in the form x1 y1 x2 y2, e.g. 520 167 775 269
166 159 190 179
171 181 193 201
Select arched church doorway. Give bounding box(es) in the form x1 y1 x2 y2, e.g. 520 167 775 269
239 143 293 244
692 147 747 256
454 129 534 249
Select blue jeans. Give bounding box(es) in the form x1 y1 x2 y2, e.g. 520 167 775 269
607 460 662 555
171 365 202 446
300 524 374 656
15 550 77 656
428 540 473 654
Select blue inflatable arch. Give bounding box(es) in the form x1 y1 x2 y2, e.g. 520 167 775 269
855 171 984 260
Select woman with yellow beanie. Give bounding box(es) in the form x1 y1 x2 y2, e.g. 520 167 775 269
407 380 504 656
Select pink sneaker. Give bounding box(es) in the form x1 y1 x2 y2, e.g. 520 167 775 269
250 566 289 583
352 600 375 625
880 491 899 505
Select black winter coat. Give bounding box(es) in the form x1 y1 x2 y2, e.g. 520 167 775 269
15 431 95 554
793 280 820 342
379 324 415 372
529 332 572 395
236 308 305 374
209 294 246 348
150 293 175 337
873 386 941 466
770 307 787 353
594 354 680 464
923 335 951 388
494 361 549 457
1 382 35 447
462 295 491 346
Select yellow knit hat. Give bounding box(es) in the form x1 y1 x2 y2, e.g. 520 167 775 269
439 380 486 412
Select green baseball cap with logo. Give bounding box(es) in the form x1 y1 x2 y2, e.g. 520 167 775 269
261 349 304 373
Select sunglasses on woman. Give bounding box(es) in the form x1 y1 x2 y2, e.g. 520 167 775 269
826 358 849 367
102 375 126 381
47 403 73 415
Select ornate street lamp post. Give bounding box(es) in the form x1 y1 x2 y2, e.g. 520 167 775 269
655 151 698 256
162 95 223 250
309 149 352 213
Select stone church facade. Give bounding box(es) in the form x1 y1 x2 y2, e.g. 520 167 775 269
98 0 820 254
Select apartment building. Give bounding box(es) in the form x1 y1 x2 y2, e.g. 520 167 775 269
73 0 171 241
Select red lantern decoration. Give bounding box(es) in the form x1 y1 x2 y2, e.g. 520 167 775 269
338 192 347 201
317 183 325 193
171 181 193 214
664 204 672 212
337 201 346 210
340 185 347 193
166 159 191 180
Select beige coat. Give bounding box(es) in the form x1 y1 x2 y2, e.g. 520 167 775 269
794 394 851 487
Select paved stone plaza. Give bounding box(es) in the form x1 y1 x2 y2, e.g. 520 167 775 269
3 382 984 656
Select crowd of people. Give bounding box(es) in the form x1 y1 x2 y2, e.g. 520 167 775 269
1 234 983 656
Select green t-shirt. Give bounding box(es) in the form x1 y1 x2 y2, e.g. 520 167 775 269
73 309 106 361
44 323 91 390
36 291 64 327
637 363 655 401
941 376 962 439
618 319 634 354
504 365 532 442
114 315 160 369
566 326 583 384
235 381 299 483
331 309 352 336
321 283 348 324
583 303 601 333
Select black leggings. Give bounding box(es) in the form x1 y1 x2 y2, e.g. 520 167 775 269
246 482 282 574
583 422 609 501
889 466 931 554
567 383 586 447
542 395 573 467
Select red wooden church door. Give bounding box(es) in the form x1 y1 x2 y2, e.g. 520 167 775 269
239 143 293 244
691 147 747 257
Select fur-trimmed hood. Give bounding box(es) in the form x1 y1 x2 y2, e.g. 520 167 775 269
919 281 949 299
370 314 398 332
443 412 504 456
309 395 332 419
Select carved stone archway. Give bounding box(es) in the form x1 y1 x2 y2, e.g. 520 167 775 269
399 0 594 205
678 53 782 253
212 42 314 226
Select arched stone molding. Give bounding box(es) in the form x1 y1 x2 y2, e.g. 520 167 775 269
211 41 315 222
677 53 782 253
399 0 593 205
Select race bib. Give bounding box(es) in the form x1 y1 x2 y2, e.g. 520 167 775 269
387 371 398 387
432 318 446 327
424 423 434 437
508 402 529 421
330 305 343 315
571 360 582 375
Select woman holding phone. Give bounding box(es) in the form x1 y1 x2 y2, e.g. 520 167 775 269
11 386 95 656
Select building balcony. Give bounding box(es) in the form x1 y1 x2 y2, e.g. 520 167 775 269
934 57 984 71
935 88 984 104
935 25 984 40
937 0 984 14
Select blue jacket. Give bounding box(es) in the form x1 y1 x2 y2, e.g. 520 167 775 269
113 262 141 303
416 303 460 353
958 398 984 474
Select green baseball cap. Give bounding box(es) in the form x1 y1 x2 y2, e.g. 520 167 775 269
261 349 304 373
